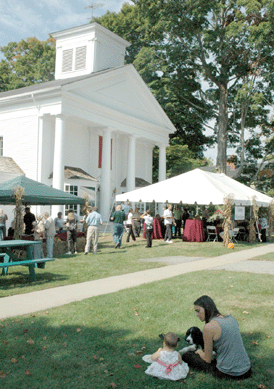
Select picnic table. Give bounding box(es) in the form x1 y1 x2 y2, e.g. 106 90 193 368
0 240 54 282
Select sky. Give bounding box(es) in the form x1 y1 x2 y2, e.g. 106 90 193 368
0 0 128 49
0 0 219 161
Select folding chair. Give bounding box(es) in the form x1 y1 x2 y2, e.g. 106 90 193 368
228 228 239 243
206 226 218 242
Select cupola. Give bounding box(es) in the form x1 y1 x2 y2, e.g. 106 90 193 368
51 22 130 80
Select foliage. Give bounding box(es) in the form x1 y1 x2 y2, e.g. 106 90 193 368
153 137 210 182
95 3 213 159
132 0 274 175
0 37 55 92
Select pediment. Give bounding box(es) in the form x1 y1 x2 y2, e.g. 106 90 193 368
64 65 173 130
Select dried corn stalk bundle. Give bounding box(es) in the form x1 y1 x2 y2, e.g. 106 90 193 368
13 186 25 240
268 200 274 237
249 196 259 243
222 194 234 247
81 195 90 233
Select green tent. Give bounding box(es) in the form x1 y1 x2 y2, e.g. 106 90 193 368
0 175 85 205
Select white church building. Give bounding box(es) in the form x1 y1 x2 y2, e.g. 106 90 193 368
0 23 176 221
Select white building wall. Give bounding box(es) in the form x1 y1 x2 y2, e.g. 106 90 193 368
0 112 38 179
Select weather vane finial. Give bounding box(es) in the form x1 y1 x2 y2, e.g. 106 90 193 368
85 3 105 21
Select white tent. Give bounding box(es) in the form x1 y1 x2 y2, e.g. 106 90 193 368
116 168 273 207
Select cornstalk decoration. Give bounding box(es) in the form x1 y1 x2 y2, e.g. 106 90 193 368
222 194 234 247
249 196 259 243
268 200 274 237
81 195 90 233
13 186 25 240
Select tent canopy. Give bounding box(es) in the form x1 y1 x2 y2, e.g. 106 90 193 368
116 169 273 207
0 175 85 205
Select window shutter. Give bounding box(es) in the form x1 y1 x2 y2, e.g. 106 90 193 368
75 46 87 70
62 49 73 72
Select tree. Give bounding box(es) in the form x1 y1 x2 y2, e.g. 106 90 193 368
133 0 274 174
95 3 213 159
0 37 55 92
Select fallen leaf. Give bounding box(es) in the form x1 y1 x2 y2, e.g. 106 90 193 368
43 337 47 340
104 370 109 374
134 312 139 316
141 347 146 351
93 355 98 360
109 383 117 388
25 370 32 376
2 340 8 345
0 370 9 378
27 339 35 345
23 329 28 333
252 341 259 346
44 311 49 315
134 364 142 369
61 320 64 323
11 358 17 364
135 350 143 355
76 328 81 333
42 346 46 350
230 285 234 288
100 358 104 362
242 311 249 314
257 385 268 389
21 355 26 360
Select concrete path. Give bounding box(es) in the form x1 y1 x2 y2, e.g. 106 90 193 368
0 244 273 320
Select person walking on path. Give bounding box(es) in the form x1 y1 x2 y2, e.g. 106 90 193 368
84 207 103 255
111 204 125 248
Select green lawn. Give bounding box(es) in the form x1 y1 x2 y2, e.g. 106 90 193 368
0 270 273 388
250 252 274 261
0 234 262 297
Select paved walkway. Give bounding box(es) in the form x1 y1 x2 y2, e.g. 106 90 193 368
0 244 273 320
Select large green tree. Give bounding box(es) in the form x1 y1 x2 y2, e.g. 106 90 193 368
0 37 55 92
132 0 274 174
95 3 213 159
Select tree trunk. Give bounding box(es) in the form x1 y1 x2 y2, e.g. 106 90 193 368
216 84 228 174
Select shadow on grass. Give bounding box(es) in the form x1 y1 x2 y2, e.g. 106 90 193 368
0 316 272 389
0 272 68 290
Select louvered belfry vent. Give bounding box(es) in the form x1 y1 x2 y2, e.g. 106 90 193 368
75 46 87 70
62 49 73 72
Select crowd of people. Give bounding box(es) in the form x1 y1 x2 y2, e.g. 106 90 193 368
1 201 269 257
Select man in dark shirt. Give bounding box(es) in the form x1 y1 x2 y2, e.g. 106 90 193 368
24 207 36 235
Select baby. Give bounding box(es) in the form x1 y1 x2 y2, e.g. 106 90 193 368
143 332 189 381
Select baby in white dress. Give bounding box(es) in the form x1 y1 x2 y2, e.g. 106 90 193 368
143 332 189 381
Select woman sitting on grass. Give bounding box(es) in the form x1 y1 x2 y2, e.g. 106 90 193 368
181 295 251 380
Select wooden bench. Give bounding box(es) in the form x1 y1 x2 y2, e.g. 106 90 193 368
0 256 55 282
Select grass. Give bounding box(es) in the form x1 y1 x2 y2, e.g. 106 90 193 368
0 234 262 297
0 270 273 388
250 252 274 261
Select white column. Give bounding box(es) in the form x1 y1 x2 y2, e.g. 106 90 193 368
127 135 136 192
158 144 166 182
100 128 112 221
52 115 65 217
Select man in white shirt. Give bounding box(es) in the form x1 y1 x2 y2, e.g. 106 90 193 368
164 204 174 243
84 207 103 255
